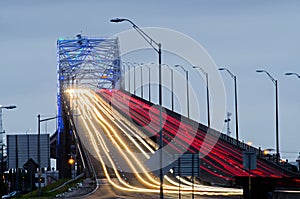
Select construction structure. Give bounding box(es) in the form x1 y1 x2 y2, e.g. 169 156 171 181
56 35 121 178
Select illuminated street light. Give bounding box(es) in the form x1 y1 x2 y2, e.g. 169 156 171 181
123 62 131 92
163 64 174 112
132 63 137 95
193 66 210 127
0 105 17 143
110 18 164 199
263 150 269 156
256 69 280 163
219 68 239 145
262 148 275 156
140 64 144 98
175 65 190 118
68 157 75 165
0 105 16 110
37 114 57 196
0 105 16 196
144 64 151 102
123 62 139 95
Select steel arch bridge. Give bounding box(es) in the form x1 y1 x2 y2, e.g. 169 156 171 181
57 35 121 90
56 35 121 178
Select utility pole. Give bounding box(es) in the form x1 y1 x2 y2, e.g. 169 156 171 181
0 105 16 196
0 105 16 144
224 112 232 136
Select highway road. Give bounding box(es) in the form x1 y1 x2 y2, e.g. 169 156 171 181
98 89 293 182
66 88 242 198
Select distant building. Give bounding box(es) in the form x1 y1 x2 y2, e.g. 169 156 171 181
7 134 50 169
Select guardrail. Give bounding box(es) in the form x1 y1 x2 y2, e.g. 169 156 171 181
66 101 97 180
119 89 300 177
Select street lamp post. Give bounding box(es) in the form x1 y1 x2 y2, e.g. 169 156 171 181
219 68 239 145
163 64 174 112
193 66 210 128
0 105 17 144
175 65 190 119
256 69 280 163
144 64 151 102
37 114 57 196
124 62 137 94
140 64 144 98
124 63 131 93
0 105 16 196
285 72 300 79
132 63 137 95
110 18 164 199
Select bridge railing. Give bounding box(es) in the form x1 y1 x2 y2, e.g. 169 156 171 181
219 133 258 154
218 127 300 176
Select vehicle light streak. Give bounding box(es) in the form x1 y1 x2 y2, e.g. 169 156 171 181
77 92 164 190
96 90 246 190
90 92 242 193
84 92 183 190
76 95 144 191
94 94 155 155
93 93 198 190
102 89 288 178
93 93 236 191
100 90 239 180
67 89 243 195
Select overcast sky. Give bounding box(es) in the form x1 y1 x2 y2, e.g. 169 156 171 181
1 0 300 161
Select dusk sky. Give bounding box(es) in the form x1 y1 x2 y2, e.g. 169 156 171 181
1 1 300 161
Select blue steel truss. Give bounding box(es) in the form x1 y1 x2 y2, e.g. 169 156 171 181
56 35 121 143
57 35 121 90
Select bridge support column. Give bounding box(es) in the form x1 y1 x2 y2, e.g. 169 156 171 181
236 177 276 199
57 107 73 179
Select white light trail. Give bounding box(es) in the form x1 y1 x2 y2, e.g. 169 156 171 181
67 88 242 196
